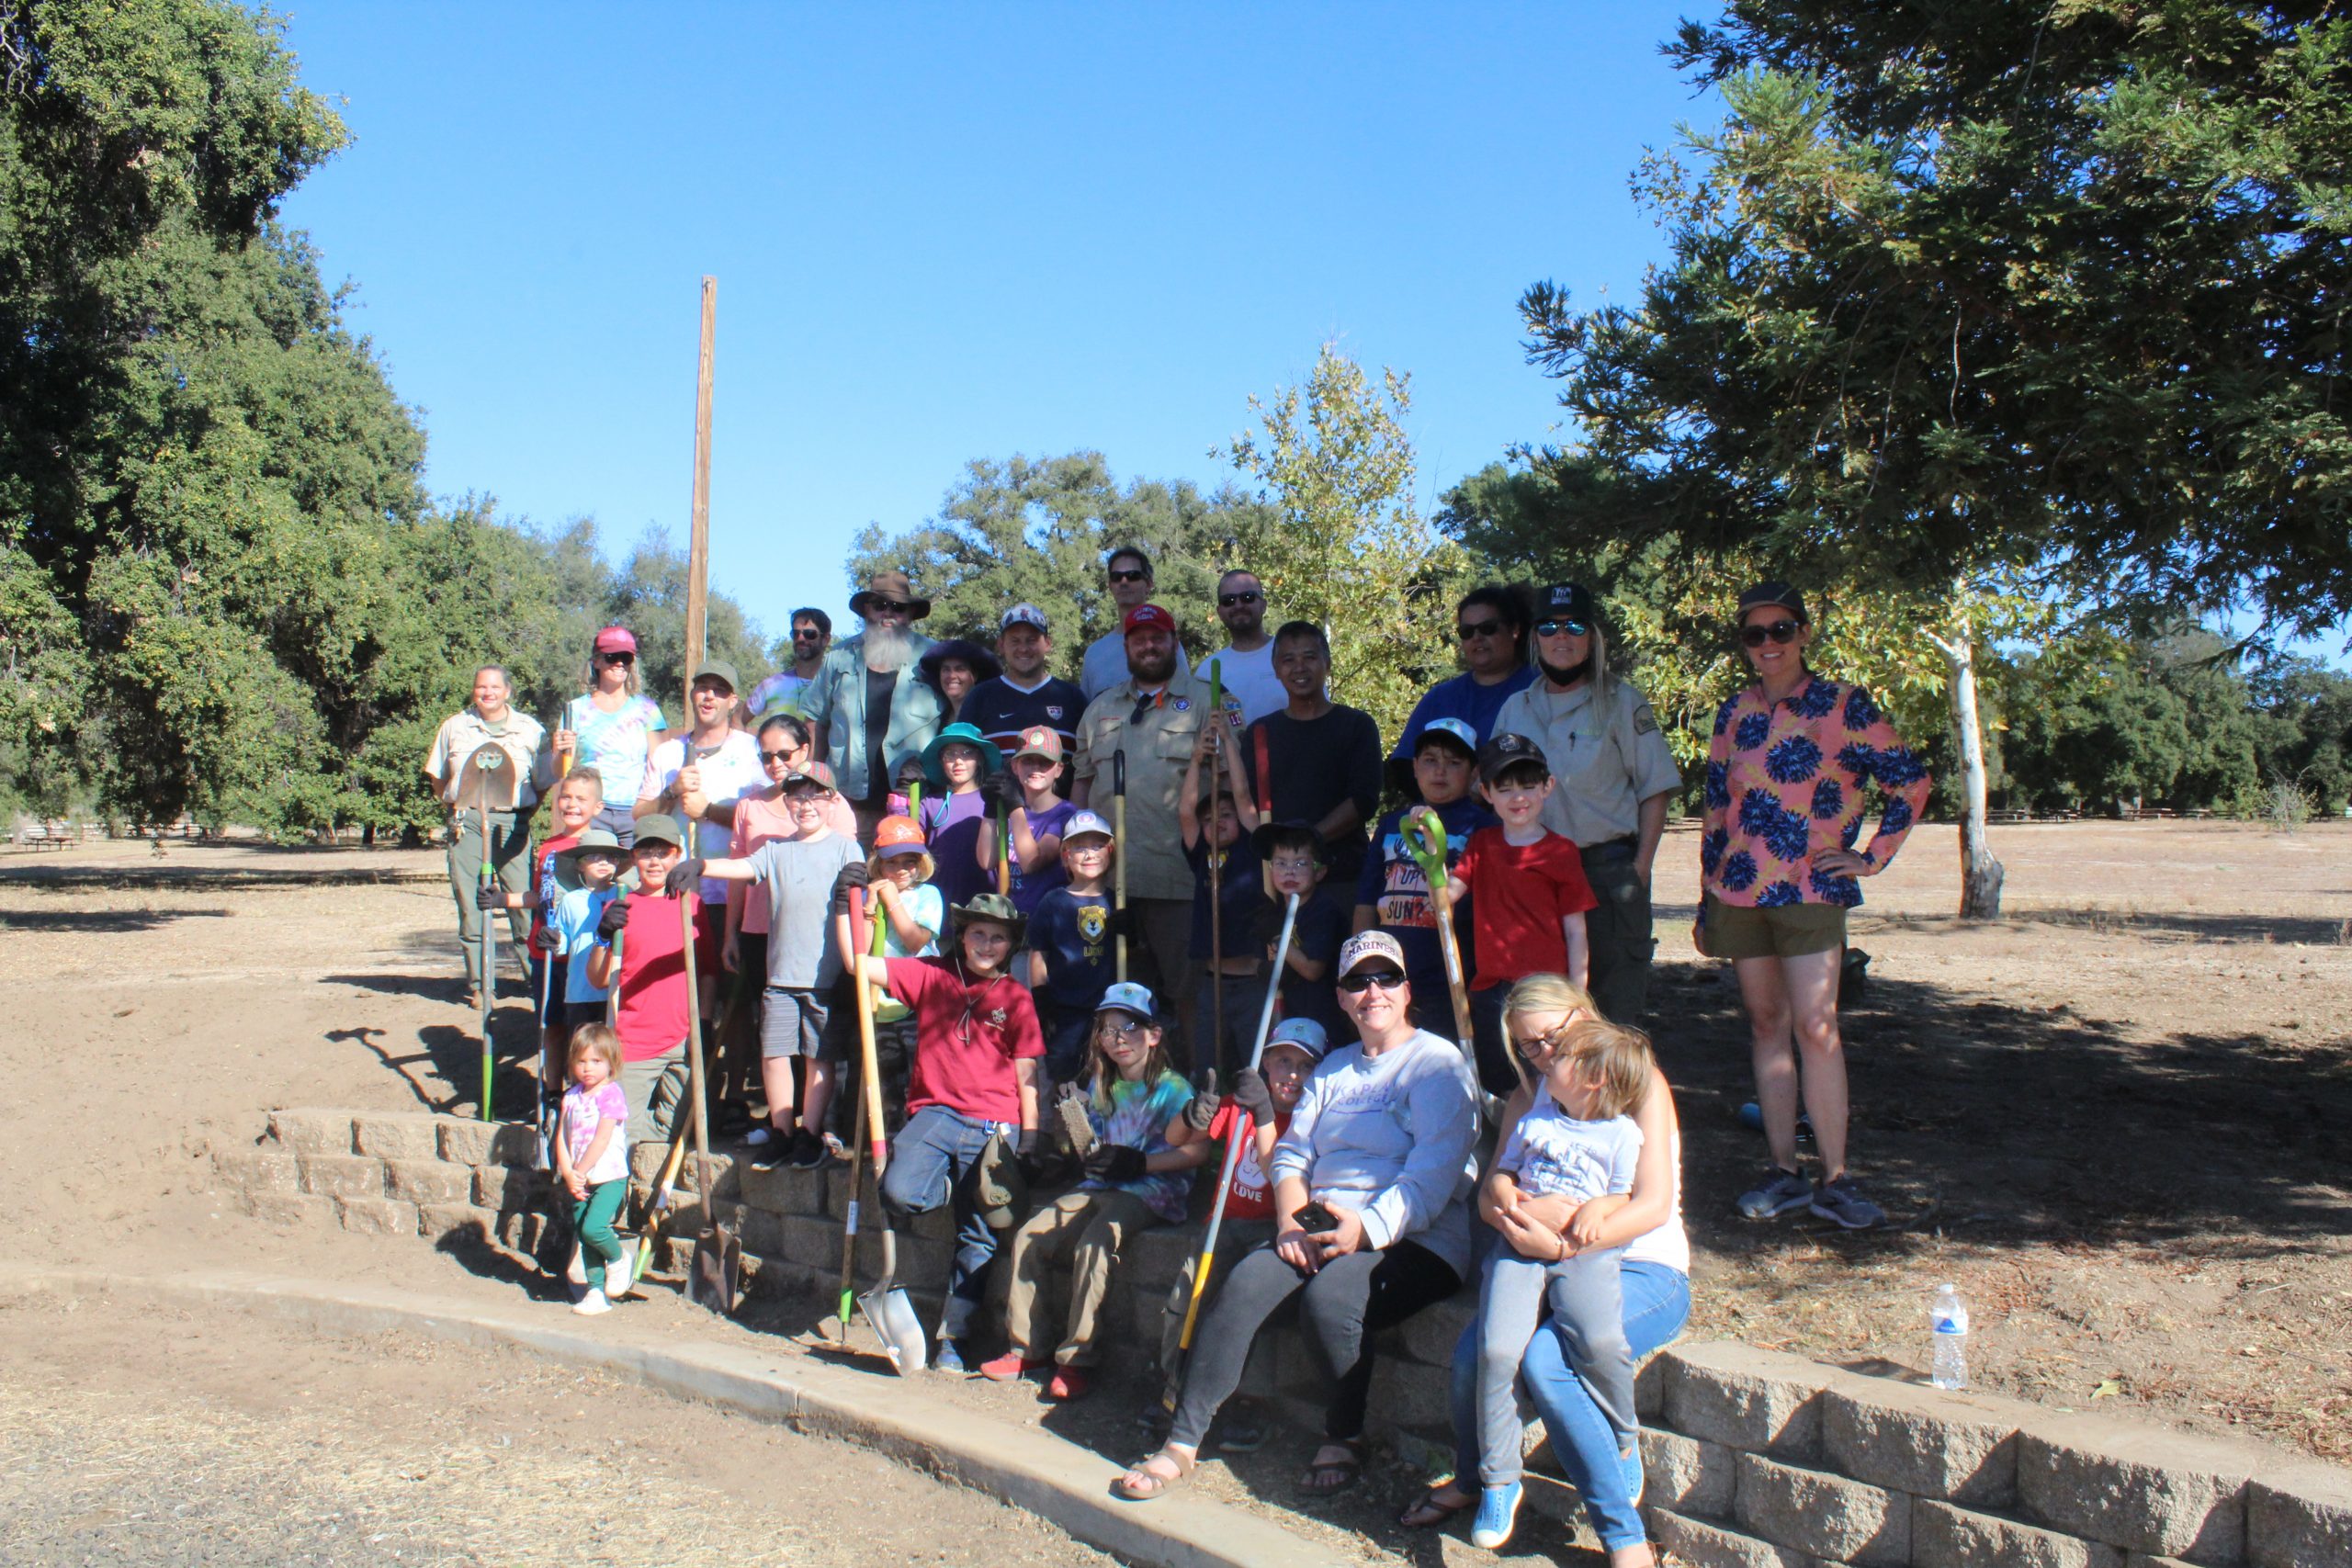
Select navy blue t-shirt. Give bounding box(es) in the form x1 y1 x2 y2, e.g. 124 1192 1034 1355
1261 881 1352 1045
1389 667 1538 758
1354 796 1495 1039
1029 883 1116 1012
1185 834 1264 961
960 675 1087 760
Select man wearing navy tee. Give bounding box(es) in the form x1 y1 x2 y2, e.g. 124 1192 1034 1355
961 603 1085 762
1388 584 1537 775
1240 622 1384 884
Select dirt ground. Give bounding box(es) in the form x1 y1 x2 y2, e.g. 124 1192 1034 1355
1 818 2346 1551
0 1290 1104 1567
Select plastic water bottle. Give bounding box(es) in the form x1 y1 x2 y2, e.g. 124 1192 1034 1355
1930 1283 1969 1391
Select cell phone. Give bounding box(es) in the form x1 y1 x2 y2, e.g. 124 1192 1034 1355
1294 1201 1340 1235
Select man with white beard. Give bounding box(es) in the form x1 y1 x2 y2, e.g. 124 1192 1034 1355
803 570 945 838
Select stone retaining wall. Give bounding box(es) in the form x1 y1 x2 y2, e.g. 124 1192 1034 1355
212 1109 2348 1568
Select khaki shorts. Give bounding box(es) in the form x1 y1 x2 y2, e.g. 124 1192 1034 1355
1704 894 1846 961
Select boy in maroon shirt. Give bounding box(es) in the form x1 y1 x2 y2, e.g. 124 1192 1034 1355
857 891 1044 1373
585 813 695 1142
1441 733 1597 1095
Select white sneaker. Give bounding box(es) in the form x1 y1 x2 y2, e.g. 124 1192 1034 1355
572 1290 612 1316
605 1243 638 1299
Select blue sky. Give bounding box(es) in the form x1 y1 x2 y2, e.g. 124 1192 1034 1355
273 3 1713 641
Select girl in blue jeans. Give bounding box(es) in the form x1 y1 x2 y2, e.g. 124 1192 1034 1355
1401 973 1690 1568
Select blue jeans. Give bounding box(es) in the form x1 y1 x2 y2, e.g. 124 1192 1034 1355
879 1104 1010 1343
1449 1259 1690 1551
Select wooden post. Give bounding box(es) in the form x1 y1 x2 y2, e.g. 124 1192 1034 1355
684 276 716 683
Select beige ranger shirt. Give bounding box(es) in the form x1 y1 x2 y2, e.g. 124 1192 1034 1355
1071 661 1242 901
1493 675 1683 847
424 708 548 810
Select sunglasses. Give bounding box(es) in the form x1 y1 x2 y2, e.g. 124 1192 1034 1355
1741 619 1802 647
758 748 799 765
1455 619 1504 642
1336 967 1408 995
866 597 911 615
1217 590 1261 607
1107 568 1149 584
791 627 823 639
598 651 635 665
1534 617 1589 638
1098 1017 1150 1036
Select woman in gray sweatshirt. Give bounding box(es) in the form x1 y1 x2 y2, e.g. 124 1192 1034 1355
1115 931 1481 1501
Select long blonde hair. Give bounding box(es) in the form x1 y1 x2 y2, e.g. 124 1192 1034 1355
579 650 644 699
1502 973 1600 1068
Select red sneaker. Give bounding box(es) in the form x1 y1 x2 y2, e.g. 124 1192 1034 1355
1045 1367 1091 1401
978 1351 1048 1382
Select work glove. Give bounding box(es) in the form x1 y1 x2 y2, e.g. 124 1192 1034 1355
1232 1066 1276 1125
662 858 706 897
831 861 870 914
1081 1144 1146 1184
473 884 503 911
1102 907 1131 942
595 898 630 942
979 772 1019 814
1182 1072 1221 1131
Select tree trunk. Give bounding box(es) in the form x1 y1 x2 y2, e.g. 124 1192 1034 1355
1932 623 2004 919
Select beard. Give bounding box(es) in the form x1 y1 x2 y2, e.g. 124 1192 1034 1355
1127 645 1177 685
1539 653 1592 686
863 622 911 672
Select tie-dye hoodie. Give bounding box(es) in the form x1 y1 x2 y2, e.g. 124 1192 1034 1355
1701 673 1930 908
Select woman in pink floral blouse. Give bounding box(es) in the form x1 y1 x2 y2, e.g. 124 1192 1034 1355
1699 582 1930 1231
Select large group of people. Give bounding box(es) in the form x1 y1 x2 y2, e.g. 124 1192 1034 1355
422 557 1930 1564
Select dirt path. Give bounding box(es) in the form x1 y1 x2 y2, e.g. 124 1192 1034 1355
4 821 2347 1474
0 1291 1106 1567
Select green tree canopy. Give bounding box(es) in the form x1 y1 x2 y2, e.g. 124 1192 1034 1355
1521 1 2352 637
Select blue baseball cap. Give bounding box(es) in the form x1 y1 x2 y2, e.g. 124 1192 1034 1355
1263 1018 1329 1062
1414 716 1478 758
1094 982 1158 1021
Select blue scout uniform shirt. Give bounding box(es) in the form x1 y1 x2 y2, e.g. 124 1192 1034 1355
1185 834 1264 961
1030 883 1116 1011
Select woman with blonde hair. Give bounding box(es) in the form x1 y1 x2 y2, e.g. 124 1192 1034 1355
552 625 668 843
1401 971 1690 1566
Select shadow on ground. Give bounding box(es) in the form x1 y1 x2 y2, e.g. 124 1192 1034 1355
0 906 232 932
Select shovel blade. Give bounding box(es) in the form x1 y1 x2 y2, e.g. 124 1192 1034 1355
855 1284 929 1374
688 1227 741 1314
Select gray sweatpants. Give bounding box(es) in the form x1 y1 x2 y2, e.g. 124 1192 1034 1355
1476 1246 1634 1484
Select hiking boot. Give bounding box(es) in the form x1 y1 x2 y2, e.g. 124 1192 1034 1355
1736 1167 1812 1220
1810 1174 1885 1230
978 1351 1048 1382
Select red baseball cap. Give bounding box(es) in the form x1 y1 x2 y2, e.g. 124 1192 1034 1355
593 625 638 654
1124 604 1176 637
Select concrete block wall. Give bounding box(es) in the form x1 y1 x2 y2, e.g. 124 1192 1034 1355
210 1110 2350 1567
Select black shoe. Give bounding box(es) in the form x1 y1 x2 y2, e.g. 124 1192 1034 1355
786 1129 827 1169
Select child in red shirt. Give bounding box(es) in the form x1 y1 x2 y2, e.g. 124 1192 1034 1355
858 891 1044 1373
1154 1016 1328 1449
1442 733 1597 1095
584 813 695 1142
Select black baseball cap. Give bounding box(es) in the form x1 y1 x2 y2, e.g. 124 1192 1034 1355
1736 581 1809 624
1538 582 1595 624
1476 732 1551 785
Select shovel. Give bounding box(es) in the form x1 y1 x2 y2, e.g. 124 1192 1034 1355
1159 891 1298 1418
677 888 741 1314
853 951 927 1373
1404 809 1521 1092
461 742 519 1122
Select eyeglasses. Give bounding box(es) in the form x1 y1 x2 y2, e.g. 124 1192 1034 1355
866 598 911 615
1741 619 1802 647
1534 618 1589 638
1455 619 1504 642
1107 568 1149 584
1099 1018 1149 1036
1217 590 1261 607
758 749 798 765
1336 967 1408 995
1269 856 1319 874
599 652 635 665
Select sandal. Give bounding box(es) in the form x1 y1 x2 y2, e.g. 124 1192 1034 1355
1296 1438 1365 1496
1398 1481 1475 1529
1112 1448 1196 1502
